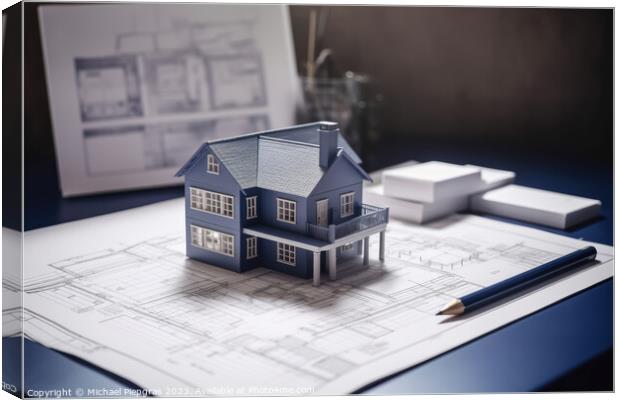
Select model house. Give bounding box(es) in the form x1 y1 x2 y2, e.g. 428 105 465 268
175 121 388 285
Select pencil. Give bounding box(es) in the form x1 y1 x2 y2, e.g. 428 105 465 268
436 246 598 316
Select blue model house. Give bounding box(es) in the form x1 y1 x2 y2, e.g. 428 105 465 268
175 121 388 286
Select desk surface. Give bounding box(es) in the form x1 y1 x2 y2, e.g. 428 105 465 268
6 141 613 394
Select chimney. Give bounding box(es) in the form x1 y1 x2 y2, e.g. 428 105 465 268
319 121 339 168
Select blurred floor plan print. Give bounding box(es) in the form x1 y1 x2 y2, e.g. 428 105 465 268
83 115 269 175
76 18 268 118
14 200 613 394
75 56 143 121
40 4 297 195
76 19 267 117
144 51 207 115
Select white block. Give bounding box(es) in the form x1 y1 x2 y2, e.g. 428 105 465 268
470 185 601 229
369 160 419 182
364 184 468 224
382 161 482 202
466 164 516 192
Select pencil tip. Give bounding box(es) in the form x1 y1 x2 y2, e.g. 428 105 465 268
436 299 465 316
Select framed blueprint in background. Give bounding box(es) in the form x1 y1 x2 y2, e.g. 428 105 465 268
39 3 298 196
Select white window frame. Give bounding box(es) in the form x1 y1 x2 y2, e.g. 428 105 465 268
207 154 219 174
246 196 257 219
190 224 234 257
246 236 258 259
340 242 354 251
190 187 204 210
190 187 234 218
277 198 296 224
277 242 296 266
340 192 355 218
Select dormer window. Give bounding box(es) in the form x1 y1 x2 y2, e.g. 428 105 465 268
207 154 219 174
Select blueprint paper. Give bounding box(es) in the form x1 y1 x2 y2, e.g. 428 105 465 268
39 4 298 196
11 199 613 395
2 228 22 338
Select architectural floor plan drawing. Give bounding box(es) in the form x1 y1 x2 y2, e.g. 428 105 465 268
39 4 298 195
9 199 613 395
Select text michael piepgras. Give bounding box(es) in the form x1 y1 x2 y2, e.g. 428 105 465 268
21 385 316 397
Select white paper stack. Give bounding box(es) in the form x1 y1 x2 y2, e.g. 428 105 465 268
467 164 516 193
364 161 516 224
365 161 601 228
364 184 469 223
470 185 602 229
382 161 482 202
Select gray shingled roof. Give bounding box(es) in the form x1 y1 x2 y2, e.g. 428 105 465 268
256 137 324 197
175 122 367 195
269 124 362 164
209 136 258 189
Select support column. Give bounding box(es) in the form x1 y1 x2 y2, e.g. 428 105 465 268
379 230 386 263
313 251 321 286
363 237 370 265
328 248 337 280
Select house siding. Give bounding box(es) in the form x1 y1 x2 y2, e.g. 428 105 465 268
240 188 260 226
311 156 366 197
257 189 308 234
183 146 242 233
307 182 363 226
337 240 362 260
183 183 240 232
240 234 262 271
185 216 242 272
184 146 247 273
308 155 366 225
259 240 313 279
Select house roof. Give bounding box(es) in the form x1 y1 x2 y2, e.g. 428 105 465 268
256 137 325 197
175 122 370 196
209 136 259 189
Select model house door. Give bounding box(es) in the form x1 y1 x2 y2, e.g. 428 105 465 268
316 199 328 226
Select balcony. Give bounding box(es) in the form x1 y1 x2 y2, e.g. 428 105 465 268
306 204 389 243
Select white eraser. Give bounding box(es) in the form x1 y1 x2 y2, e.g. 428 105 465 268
382 161 481 202
470 184 601 229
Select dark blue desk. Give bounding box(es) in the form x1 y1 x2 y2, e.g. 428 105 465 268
5 144 613 395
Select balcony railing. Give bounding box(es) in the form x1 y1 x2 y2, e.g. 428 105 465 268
306 204 388 242
306 223 331 242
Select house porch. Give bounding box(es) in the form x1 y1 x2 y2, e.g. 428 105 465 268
243 222 387 286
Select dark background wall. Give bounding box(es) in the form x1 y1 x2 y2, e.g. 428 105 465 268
290 6 613 166
14 4 613 190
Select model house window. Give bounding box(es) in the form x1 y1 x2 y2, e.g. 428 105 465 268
190 187 204 210
277 198 296 224
190 225 203 248
246 236 258 259
220 195 234 218
190 187 234 218
340 192 355 217
277 243 296 266
246 196 257 219
207 154 219 174
190 224 234 257
203 191 220 214
341 242 354 251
